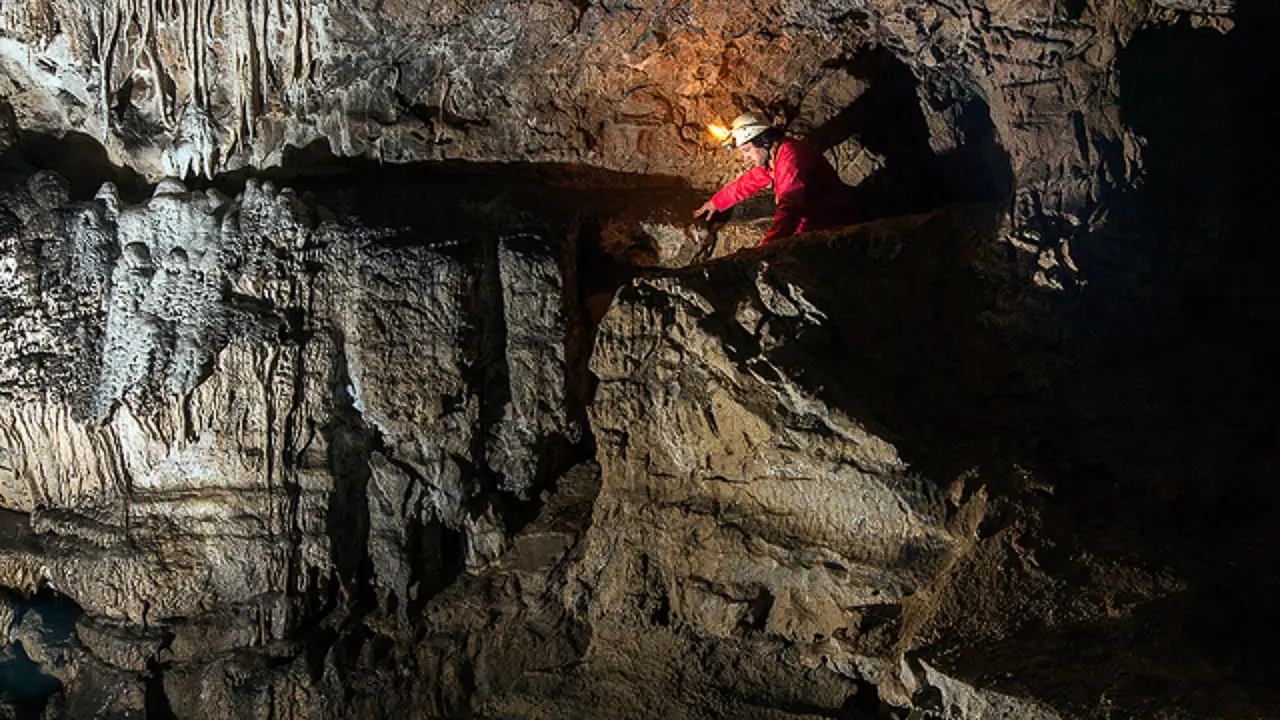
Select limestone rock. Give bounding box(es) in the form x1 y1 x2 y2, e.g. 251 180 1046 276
577 265 952 639
560 206 1257 719
0 0 1266 716
0 166 586 713
0 0 1228 263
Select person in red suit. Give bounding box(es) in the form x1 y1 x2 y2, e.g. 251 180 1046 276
694 113 857 246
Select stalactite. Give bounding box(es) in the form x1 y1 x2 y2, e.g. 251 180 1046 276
6 0 56 45
98 3 123 132
291 0 305 84
137 0 163 123
193 0 205 109
178 0 194 105
3 4 20 40
144 43 171 125
189 0 198 107
5 0 318 174
298 0 311 84
201 0 214 109
235 0 250 150
259 0 272 107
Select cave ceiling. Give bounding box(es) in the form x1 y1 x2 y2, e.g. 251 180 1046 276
0 0 1231 214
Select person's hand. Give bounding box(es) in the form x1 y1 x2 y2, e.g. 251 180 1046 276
693 200 717 222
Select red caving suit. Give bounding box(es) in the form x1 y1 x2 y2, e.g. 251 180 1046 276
710 138 857 246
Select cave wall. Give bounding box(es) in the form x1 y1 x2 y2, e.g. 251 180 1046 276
1 0 1265 718
0 160 588 620
0 1 1233 241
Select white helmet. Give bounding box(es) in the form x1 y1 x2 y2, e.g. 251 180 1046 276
723 113 772 148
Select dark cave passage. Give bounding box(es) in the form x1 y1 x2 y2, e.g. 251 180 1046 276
1022 10 1280 708
0 582 83 719
803 47 1013 222
0 100 149 203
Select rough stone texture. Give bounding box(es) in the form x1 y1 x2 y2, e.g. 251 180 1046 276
578 267 952 641
487 235 577 496
2 179 1275 717
0 166 582 605
0 0 1232 252
563 204 1274 719
573 211 1053 715
0 151 592 713
1 1 1272 718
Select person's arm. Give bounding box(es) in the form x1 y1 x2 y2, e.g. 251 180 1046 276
693 167 773 221
759 152 804 245
712 167 772 211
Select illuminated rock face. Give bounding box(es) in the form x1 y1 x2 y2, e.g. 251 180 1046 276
0 159 592 715
0 1 1231 241
0 2 1269 719
0 181 1259 718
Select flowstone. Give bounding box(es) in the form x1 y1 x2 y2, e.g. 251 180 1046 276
0 167 584 714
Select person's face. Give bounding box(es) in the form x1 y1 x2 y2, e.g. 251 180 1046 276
738 142 769 168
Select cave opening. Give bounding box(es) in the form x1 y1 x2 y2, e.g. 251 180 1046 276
1018 10 1280 708
802 47 1013 223
1111 18 1271 537
4 131 150 206
0 584 83 719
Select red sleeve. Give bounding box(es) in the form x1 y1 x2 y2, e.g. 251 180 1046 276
711 167 772 211
760 147 804 245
